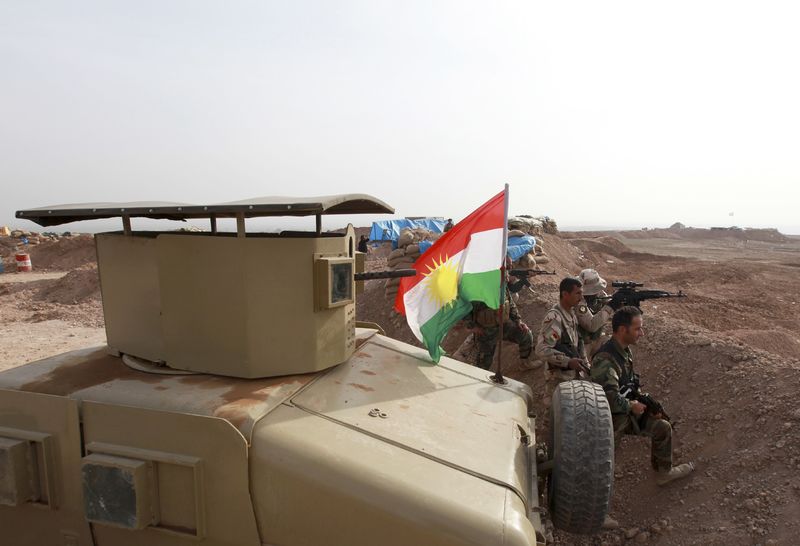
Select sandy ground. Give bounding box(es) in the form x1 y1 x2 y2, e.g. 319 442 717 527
358 228 800 546
2 228 800 545
0 319 106 371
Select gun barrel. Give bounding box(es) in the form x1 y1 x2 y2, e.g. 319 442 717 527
354 269 417 281
509 269 556 277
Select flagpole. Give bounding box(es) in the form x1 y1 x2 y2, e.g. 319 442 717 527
491 183 510 384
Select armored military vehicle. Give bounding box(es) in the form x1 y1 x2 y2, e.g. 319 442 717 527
1 195 613 545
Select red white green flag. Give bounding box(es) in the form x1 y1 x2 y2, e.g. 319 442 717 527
394 187 508 362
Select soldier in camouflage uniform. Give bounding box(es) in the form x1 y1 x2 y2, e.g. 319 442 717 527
461 269 533 370
577 268 613 358
590 306 694 486
535 277 623 411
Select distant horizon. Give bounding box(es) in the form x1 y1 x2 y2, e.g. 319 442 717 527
4 216 799 237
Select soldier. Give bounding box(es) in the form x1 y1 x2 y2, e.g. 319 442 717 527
466 290 533 371
444 218 454 232
535 277 624 409
535 277 586 411
357 235 369 253
577 268 613 357
590 306 694 486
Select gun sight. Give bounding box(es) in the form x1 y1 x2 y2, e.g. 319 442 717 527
611 281 644 289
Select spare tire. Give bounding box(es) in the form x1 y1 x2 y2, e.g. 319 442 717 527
549 380 614 534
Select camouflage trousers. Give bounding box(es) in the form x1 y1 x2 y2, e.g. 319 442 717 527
613 414 673 472
540 367 576 429
474 320 533 370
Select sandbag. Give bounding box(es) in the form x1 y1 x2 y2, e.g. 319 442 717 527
508 229 527 238
406 244 420 254
398 229 415 247
388 256 416 268
388 248 406 260
517 253 536 269
536 255 550 264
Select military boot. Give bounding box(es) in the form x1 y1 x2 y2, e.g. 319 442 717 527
655 462 695 486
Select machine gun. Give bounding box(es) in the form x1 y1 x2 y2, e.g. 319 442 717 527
507 268 556 292
354 268 417 281
619 373 672 427
601 281 687 309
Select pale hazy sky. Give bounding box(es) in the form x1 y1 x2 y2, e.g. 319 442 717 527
2 1 798 233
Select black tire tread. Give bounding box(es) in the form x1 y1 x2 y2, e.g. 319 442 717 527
549 380 614 534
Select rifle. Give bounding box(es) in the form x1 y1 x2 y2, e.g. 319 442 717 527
619 373 672 427
600 280 686 309
353 268 417 281
552 338 591 379
508 268 556 292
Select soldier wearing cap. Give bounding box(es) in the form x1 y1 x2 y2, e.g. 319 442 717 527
577 268 614 357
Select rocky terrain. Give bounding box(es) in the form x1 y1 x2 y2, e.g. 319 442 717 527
2 226 800 545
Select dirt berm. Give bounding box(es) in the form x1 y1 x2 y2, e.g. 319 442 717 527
358 231 800 546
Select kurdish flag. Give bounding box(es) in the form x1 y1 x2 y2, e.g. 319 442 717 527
394 187 508 362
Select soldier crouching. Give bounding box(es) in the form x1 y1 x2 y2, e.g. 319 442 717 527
590 306 694 485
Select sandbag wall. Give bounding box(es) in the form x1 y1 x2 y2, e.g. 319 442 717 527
384 228 437 299
508 215 554 269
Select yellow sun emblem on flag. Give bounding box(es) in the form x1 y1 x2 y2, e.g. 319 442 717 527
423 255 459 307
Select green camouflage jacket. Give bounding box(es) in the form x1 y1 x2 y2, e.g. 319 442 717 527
590 338 634 415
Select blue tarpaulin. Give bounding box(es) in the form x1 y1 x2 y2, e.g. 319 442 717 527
368 219 446 242
507 235 536 261
417 235 536 261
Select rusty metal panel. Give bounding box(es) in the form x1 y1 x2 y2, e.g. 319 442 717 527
291 335 533 506
82 401 261 546
0 346 318 442
251 404 540 546
0 389 93 546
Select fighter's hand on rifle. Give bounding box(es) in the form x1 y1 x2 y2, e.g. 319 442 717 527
630 400 647 416
567 358 584 371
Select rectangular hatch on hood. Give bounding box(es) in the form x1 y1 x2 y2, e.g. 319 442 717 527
291 335 532 504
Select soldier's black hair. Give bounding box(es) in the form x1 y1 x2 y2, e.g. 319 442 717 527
612 306 642 332
558 277 582 299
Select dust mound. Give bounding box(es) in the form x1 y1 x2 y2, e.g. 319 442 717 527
35 265 101 304
658 261 754 285
569 236 634 259
27 235 96 271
